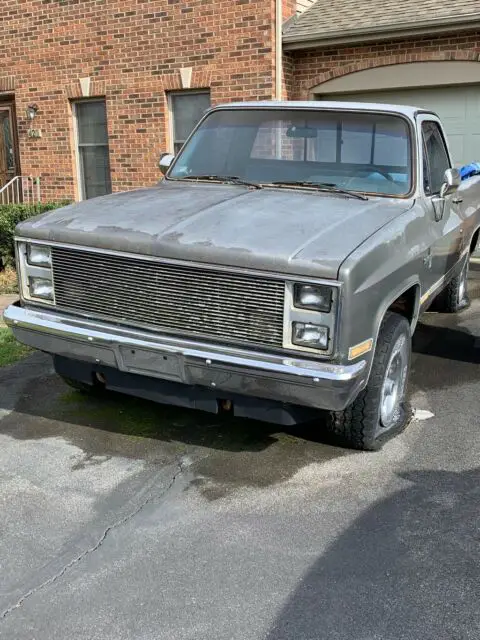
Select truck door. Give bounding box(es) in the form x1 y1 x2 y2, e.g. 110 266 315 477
418 116 464 297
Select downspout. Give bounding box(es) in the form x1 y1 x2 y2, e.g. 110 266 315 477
275 0 283 100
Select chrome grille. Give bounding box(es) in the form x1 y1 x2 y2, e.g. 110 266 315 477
51 247 285 349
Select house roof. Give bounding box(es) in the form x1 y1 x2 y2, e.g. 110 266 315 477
283 0 480 49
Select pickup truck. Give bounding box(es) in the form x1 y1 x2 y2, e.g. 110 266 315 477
4 101 480 450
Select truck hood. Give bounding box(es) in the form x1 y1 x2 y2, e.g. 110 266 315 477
18 181 413 279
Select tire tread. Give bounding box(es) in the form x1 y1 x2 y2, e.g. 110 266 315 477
327 312 411 451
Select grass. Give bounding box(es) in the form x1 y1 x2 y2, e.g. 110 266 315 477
0 267 18 295
0 327 32 367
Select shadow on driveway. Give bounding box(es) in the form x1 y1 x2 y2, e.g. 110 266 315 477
266 466 480 640
413 320 480 364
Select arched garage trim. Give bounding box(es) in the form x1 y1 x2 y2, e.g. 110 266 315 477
306 52 480 97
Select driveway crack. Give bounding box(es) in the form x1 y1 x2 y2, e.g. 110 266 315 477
0 457 189 621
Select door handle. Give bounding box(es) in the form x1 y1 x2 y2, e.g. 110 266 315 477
452 196 463 204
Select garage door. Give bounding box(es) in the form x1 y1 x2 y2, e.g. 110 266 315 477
319 86 480 167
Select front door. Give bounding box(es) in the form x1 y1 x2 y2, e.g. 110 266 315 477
0 102 20 188
418 116 464 293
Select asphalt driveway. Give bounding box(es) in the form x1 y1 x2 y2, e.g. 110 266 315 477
0 270 479 640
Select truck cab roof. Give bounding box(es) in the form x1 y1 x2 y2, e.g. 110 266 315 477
213 100 437 121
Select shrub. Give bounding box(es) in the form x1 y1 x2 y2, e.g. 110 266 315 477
0 202 71 268
0 266 18 294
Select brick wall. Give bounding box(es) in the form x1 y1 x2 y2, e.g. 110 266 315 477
287 31 480 99
0 0 285 201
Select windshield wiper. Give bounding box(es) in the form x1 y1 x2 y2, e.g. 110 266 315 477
176 175 263 189
270 180 368 201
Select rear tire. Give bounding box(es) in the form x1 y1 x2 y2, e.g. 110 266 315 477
434 257 470 313
326 311 412 451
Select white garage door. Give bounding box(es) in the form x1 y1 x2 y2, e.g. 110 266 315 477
320 86 480 167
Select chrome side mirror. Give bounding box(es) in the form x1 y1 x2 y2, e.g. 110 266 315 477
440 167 461 198
159 152 175 175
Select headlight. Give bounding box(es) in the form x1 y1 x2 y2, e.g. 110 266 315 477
27 244 52 268
17 241 55 305
294 284 332 312
292 322 329 350
28 276 54 301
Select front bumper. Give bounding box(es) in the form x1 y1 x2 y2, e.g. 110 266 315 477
3 303 367 413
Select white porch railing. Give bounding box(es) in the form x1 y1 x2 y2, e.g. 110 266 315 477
0 176 41 205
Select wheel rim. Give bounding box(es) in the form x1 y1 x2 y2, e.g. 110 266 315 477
379 334 409 430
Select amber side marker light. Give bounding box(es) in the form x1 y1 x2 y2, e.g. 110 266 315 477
348 339 373 361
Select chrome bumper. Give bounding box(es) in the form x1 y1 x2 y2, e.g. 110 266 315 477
3 303 367 411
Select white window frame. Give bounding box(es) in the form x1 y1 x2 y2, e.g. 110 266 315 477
167 90 211 155
72 98 111 201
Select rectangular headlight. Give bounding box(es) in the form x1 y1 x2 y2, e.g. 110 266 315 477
28 276 54 301
294 284 332 312
27 244 52 268
292 322 329 350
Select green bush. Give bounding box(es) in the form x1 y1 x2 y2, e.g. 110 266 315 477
0 202 71 268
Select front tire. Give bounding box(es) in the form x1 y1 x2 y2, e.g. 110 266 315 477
327 312 412 451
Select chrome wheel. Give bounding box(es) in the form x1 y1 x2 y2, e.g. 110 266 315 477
379 334 409 430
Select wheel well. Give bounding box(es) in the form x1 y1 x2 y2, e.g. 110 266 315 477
387 285 419 328
471 228 480 254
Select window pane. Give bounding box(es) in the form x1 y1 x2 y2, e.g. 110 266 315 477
171 92 210 144
423 122 450 194
79 146 112 199
76 101 109 145
75 100 111 199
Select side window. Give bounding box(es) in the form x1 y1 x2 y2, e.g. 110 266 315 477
422 121 450 195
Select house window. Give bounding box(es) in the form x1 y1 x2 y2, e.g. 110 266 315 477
169 91 211 155
74 100 112 200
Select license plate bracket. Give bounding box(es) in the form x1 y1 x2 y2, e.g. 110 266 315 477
119 346 184 382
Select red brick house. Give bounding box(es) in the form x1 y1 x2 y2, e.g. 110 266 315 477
1 0 480 203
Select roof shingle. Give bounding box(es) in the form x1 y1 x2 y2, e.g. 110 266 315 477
283 0 480 44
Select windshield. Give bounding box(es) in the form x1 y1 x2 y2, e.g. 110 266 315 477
168 109 413 196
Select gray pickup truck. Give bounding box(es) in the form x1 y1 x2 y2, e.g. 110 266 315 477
4 101 480 450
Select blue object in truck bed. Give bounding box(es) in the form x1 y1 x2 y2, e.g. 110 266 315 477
460 162 480 180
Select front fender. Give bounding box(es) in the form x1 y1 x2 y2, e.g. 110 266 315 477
337 203 424 378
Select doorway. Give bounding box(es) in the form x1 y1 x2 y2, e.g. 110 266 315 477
0 100 20 188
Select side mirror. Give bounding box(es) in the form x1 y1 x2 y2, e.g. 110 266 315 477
440 167 461 198
159 152 175 175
